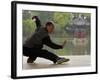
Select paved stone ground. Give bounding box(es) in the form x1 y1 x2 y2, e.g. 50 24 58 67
22 55 91 70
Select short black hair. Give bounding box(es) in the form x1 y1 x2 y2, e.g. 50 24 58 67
45 22 54 28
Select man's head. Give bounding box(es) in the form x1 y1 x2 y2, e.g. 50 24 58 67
45 22 54 33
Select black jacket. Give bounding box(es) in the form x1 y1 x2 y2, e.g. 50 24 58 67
23 28 62 49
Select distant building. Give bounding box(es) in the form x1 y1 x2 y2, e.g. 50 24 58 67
65 14 90 38
65 14 90 55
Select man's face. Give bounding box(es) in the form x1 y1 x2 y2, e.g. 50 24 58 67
47 25 54 33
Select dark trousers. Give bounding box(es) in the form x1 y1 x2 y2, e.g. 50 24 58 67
23 47 59 63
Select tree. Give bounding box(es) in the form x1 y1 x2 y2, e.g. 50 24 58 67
23 19 36 38
53 12 71 28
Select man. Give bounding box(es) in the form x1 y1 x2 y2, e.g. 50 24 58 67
23 22 69 64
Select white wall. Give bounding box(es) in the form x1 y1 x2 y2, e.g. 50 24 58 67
0 0 100 80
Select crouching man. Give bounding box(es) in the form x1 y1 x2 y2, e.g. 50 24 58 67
23 22 69 64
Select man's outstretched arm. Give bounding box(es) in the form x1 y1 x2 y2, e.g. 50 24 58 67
42 36 63 49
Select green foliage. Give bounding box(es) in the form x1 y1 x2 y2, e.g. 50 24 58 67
23 19 36 37
53 12 71 28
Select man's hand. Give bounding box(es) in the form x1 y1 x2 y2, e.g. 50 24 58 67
62 40 67 48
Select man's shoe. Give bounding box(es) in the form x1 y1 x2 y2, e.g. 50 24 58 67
56 57 70 64
27 57 34 63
